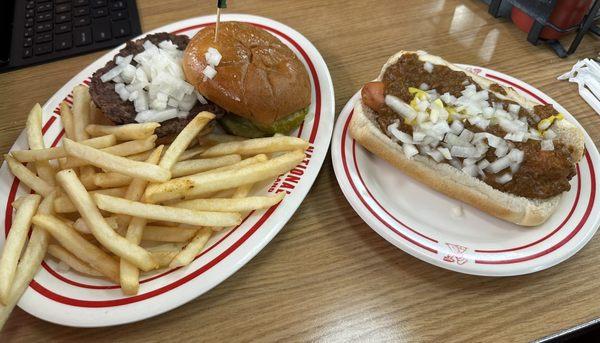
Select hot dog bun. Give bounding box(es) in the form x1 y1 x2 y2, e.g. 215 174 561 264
349 50 585 226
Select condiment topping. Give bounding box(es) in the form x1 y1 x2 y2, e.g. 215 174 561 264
365 53 575 199
101 40 207 123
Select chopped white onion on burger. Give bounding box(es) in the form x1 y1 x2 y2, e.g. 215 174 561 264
114 83 129 101
101 39 203 122
204 47 222 66
195 90 208 105
135 108 178 123
202 65 217 79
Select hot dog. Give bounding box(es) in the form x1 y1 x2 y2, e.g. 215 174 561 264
349 51 585 226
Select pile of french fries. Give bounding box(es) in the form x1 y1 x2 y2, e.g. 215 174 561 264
0 85 308 327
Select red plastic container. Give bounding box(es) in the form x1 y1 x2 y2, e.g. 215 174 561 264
511 0 593 40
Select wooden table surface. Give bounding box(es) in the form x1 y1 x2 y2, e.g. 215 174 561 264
1 0 600 341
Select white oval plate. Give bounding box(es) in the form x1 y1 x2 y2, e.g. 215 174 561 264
332 65 600 277
0 14 334 327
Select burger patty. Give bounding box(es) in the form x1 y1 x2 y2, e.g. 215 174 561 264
89 32 227 138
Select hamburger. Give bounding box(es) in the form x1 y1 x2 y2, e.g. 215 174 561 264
182 22 311 138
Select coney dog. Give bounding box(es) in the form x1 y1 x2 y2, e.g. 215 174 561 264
350 50 585 226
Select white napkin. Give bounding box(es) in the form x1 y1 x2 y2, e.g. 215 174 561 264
557 58 600 115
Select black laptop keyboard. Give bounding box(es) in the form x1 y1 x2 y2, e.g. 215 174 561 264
1 0 142 73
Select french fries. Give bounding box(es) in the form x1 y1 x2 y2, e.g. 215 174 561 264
173 193 284 212
72 85 91 141
93 172 132 188
123 146 164 203
118 146 163 228
56 169 157 271
47 244 102 276
142 226 198 242
60 101 76 140
170 182 255 267
177 146 206 161
118 144 164 294
0 192 55 329
32 214 119 282
54 187 127 213
11 134 117 162
147 244 183 268
73 216 119 235
120 217 147 294
171 154 241 178
159 112 215 170
5 154 54 196
62 138 170 182
0 194 41 303
86 122 160 140
201 136 309 157
80 166 96 190
94 194 241 227
145 150 305 202
26 104 55 185
127 145 206 162
155 154 269 202
61 135 157 169
169 228 212 268
1 87 309 308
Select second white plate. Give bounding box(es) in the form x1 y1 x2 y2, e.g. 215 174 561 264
331 65 600 276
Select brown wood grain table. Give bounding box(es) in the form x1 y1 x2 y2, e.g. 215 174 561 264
1 0 600 341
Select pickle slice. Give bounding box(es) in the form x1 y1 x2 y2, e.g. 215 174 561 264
219 108 308 138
